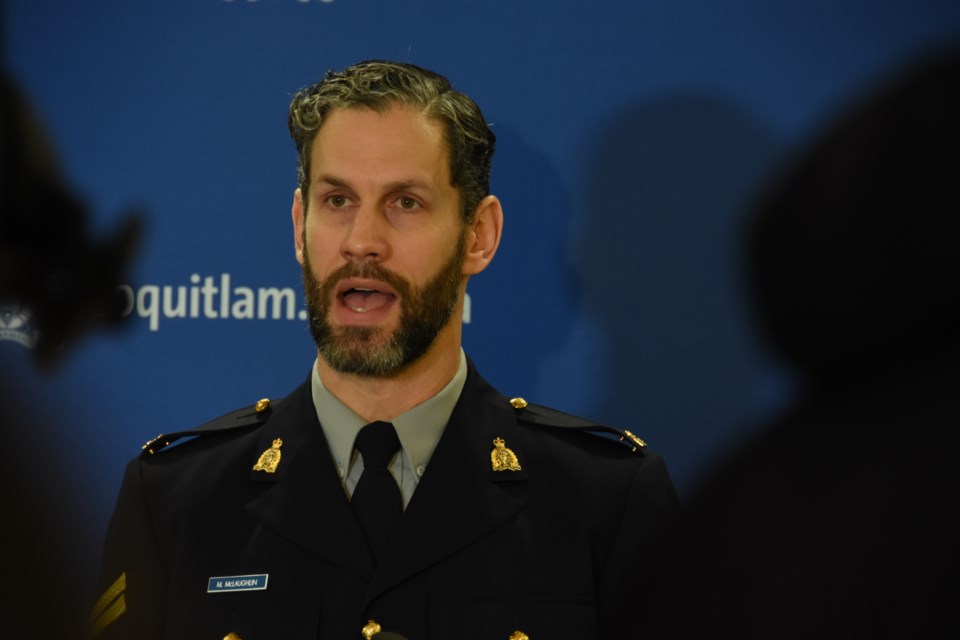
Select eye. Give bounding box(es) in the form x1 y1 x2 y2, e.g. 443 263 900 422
395 196 422 210
325 194 351 209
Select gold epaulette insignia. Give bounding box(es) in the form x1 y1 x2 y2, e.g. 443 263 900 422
361 619 382 639
255 398 271 413
252 438 283 473
142 433 170 455
88 572 127 636
491 437 522 472
620 430 647 452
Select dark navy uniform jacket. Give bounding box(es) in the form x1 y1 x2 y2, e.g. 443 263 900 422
93 362 679 639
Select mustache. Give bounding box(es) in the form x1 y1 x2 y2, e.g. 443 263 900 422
316 261 411 299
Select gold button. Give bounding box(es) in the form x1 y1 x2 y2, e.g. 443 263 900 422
509 397 528 409
255 398 271 413
361 619 382 639
509 632 530 640
223 633 243 640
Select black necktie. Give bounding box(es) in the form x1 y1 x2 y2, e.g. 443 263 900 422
351 421 403 561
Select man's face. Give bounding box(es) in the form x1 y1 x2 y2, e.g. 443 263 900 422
295 105 468 377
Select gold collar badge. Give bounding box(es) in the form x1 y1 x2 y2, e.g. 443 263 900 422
491 437 521 472
252 438 283 473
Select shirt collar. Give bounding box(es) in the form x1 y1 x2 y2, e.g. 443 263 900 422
310 349 468 481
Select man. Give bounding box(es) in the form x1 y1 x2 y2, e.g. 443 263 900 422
92 61 679 640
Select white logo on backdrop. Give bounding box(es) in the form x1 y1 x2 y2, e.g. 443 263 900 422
119 274 303 332
119 274 472 332
0 304 40 348
223 1 336 5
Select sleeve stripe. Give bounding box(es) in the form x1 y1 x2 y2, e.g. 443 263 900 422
88 572 127 635
89 593 127 637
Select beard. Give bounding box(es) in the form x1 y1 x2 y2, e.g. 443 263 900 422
301 234 465 378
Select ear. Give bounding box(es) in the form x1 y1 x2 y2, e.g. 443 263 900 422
292 188 306 265
462 195 503 276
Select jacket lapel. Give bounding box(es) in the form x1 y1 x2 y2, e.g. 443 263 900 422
245 377 376 580
362 365 529 607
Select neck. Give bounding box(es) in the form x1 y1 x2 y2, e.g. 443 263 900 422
316 320 463 422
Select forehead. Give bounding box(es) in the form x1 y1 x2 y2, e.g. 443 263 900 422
309 105 450 182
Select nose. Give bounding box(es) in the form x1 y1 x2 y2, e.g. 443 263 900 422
341 206 390 263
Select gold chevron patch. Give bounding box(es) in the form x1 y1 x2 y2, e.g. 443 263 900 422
88 572 127 636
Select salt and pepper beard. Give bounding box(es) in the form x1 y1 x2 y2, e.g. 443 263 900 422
301 232 466 377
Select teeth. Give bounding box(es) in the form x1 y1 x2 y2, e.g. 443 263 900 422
342 286 386 313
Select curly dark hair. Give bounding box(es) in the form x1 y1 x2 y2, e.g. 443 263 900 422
288 60 496 223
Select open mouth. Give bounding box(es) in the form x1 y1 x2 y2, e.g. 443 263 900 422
339 286 397 313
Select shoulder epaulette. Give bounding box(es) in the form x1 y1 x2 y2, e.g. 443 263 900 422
508 396 649 454
140 398 273 457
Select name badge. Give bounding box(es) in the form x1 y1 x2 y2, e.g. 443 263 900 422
207 574 269 593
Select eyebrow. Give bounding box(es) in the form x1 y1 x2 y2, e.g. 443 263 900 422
314 174 350 189
314 174 434 194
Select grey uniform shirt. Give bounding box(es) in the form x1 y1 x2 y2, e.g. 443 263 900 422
309 350 468 509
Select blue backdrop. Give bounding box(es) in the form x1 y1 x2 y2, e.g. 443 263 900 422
5 0 960 593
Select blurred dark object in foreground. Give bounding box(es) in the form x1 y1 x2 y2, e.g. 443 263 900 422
645 46 960 638
1 72 140 367
1 72 141 638
746 47 960 393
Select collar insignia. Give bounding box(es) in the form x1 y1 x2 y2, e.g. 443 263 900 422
491 437 522 472
252 438 283 473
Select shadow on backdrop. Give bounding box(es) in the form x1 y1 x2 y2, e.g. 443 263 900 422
572 96 783 490
645 45 960 638
466 124 578 396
